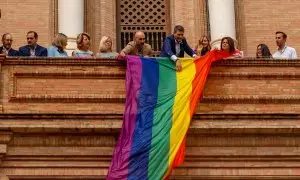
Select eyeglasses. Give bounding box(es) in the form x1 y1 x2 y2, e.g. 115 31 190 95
5 39 13 42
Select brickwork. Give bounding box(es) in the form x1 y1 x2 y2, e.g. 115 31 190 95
1 0 300 178
169 0 208 50
0 55 299 178
0 57 298 114
85 0 117 54
236 0 300 56
0 0 55 49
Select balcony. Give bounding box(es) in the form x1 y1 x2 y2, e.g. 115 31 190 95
0 55 300 179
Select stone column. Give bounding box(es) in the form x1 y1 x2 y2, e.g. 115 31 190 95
208 0 236 48
58 0 84 54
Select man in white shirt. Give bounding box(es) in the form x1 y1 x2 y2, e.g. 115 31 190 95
273 31 297 59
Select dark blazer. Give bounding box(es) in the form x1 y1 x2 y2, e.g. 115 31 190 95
19 44 47 56
0 46 19 56
160 34 195 58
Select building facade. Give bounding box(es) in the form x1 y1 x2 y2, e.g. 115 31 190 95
1 1 300 179
1 0 300 56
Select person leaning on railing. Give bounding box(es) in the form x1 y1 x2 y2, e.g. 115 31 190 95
160 25 198 72
220 36 243 58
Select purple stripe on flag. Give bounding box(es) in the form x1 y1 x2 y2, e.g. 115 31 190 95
107 55 142 179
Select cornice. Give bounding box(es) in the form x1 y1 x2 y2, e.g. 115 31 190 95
9 95 300 104
3 57 125 66
208 72 300 80
0 113 298 120
1 113 299 134
12 71 300 80
213 58 300 67
2 57 300 67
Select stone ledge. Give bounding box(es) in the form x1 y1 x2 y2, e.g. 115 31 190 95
5 146 300 157
3 168 300 179
11 71 300 80
2 56 300 66
0 113 297 120
5 175 300 180
0 114 299 134
4 157 300 168
7 176 105 180
8 95 300 104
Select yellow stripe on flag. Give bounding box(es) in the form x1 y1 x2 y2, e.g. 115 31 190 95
168 58 196 166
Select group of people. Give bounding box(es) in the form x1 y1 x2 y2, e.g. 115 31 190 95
265 31 297 59
0 26 298 62
194 31 297 59
0 31 116 58
0 31 48 57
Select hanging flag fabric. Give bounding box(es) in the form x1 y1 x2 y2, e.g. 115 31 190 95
107 49 232 180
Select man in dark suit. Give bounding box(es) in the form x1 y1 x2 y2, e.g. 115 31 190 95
19 31 47 57
0 33 19 56
160 25 197 71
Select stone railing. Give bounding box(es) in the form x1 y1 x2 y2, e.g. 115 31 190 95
0 55 300 179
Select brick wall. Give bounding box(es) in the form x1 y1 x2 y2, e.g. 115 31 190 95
0 0 55 49
170 0 208 52
1 0 300 57
0 56 300 178
236 0 300 57
85 0 117 54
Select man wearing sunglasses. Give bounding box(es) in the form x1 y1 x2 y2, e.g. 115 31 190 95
19 31 47 57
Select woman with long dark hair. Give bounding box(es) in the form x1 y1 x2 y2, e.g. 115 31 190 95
256 44 272 58
220 36 243 58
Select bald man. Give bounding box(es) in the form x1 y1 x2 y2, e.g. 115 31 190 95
0 33 19 56
120 31 153 57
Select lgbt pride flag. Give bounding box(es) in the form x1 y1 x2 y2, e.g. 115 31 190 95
107 50 232 179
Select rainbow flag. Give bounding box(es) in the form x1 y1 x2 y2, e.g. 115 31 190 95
107 50 231 179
